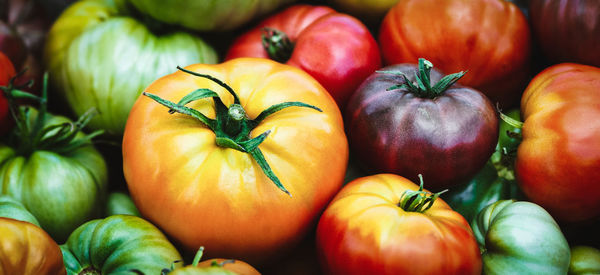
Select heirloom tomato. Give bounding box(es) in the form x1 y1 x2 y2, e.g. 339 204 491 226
530 0 600 67
104 192 140 217
472 200 571 274
61 215 181 275
379 0 531 108
569 246 600 275
129 0 296 32
165 247 261 275
516 63 600 222
0 77 107 242
316 174 482 275
44 0 217 136
225 4 381 109
0 51 15 135
123 58 348 264
0 195 39 226
345 59 498 190
0 217 66 275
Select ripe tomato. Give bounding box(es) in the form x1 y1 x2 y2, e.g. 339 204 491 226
0 217 66 275
530 0 600 67
123 58 348 264
316 174 481 275
0 51 15 135
225 5 381 109
379 0 531 108
516 63 600 222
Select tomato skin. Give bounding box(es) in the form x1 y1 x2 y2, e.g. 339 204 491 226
345 63 498 190
316 174 481 275
123 58 348 264
0 217 66 275
516 63 600 222
225 5 381 109
0 52 15 135
529 0 600 67
379 0 531 108
169 259 261 275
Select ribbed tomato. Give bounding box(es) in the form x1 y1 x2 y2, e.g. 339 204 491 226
379 0 531 108
123 58 348 264
516 63 600 222
316 174 482 275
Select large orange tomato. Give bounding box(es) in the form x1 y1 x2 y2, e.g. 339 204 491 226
516 63 600 222
316 174 481 275
379 0 531 108
0 218 66 275
123 58 348 265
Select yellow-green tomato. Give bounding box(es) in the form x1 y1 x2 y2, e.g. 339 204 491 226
569 246 600 275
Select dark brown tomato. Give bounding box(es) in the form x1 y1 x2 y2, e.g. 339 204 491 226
345 62 498 190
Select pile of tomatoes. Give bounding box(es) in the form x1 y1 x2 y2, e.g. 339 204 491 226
1 0 599 274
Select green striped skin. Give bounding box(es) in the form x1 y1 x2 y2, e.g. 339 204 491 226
0 195 40 226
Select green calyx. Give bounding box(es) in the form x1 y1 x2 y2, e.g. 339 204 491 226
0 72 103 156
379 58 466 99
144 66 322 196
398 174 448 213
261 28 295 63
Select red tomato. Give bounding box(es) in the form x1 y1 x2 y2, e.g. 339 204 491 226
517 63 600 222
225 5 381 109
0 51 16 135
379 0 531 108
316 174 482 275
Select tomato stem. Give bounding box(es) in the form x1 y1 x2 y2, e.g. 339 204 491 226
192 246 205 266
379 58 466 99
143 68 322 196
398 174 448 213
262 28 295 63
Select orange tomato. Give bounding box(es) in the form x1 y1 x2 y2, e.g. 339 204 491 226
379 0 531 108
516 63 600 222
123 58 348 265
0 218 66 275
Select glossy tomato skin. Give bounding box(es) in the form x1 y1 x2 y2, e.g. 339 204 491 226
0 217 66 275
0 52 15 135
530 0 600 67
225 5 381 109
379 0 531 108
345 64 498 190
516 63 600 222
169 259 261 275
316 174 482 275
123 58 348 265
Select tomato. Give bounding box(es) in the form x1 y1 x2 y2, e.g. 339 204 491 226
123 58 348 264
379 0 531 108
165 247 261 275
529 0 600 67
327 0 400 24
225 5 381 109
569 246 600 275
44 0 218 136
516 63 600 222
0 217 66 275
316 174 481 275
105 192 140 217
472 200 571 274
61 215 182 275
345 59 498 190
0 195 39 226
0 80 107 242
0 51 15 135
128 0 296 31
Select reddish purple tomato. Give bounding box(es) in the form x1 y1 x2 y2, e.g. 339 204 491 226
225 4 381 109
345 59 498 190
529 0 600 67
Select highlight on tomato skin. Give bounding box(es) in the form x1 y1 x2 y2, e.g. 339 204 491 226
316 173 482 275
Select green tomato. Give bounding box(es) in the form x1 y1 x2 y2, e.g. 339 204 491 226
569 246 600 275
61 215 182 275
44 0 218 136
0 195 40 226
128 0 296 31
105 192 140 217
0 107 107 242
472 200 571 275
